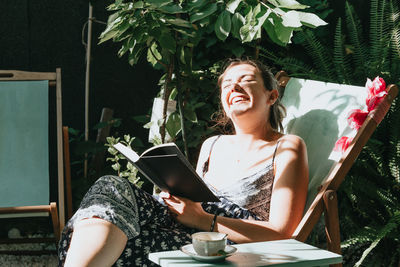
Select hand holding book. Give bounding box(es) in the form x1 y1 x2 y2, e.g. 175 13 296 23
113 143 219 202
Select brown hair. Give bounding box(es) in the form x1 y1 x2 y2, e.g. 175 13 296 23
213 58 286 133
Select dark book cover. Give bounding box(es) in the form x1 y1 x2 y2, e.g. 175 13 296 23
113 143 219 202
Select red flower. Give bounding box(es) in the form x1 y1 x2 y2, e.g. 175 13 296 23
366 76 386 108
334 136 353 153
367 91 387 112
347 109 369 130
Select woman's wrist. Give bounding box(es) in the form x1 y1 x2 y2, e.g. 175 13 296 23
197 212 214 231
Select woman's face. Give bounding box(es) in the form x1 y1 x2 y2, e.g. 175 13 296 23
220 63 273 122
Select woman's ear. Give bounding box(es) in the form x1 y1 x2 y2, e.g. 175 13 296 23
268 89 279 105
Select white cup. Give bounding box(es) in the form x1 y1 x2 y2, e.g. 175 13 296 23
191 232 227 256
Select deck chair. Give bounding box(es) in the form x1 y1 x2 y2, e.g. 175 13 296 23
275 72 398 262
0 69 66 253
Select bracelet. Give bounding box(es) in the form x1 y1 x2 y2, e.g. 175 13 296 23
210 214 218 232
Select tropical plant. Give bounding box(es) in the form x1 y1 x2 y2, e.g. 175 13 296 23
260 0 400 265
99 0 327 148
99 0 328 185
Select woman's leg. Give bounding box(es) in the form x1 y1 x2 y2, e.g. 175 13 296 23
64 218 127 267
58 175 194 266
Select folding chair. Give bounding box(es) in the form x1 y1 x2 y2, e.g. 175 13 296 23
275 72 398 264
0 69 66 254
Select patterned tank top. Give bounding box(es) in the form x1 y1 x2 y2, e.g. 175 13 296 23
202 135 280 221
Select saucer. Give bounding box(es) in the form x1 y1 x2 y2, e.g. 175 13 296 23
180 244 237 262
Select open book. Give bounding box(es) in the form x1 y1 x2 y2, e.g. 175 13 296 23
113 143 220 202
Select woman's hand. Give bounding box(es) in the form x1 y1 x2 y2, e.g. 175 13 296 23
159 191 210 229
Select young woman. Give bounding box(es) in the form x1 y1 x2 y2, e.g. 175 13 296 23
59 59 308 267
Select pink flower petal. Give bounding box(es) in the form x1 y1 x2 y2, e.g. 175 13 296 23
347 109 369 130
334 136 353 153
365 76 387 106
367 92 388 112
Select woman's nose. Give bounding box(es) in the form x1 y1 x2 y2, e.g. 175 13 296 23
230 82 241 92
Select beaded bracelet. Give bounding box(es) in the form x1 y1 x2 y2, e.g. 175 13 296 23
210 214 218 232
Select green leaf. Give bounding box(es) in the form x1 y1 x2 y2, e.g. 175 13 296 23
214 10 231 41
183 105 198 123
281 10 302 28
147 42 162 66
128 46 144 65
169 88 178 100
270 0 308 9
99 29 119 44
190 3 218 23
275 20 294 44
164 18 193 28
132 1 144 8
232 45 245 57
187 0 208 12
298 11 328 28
231 13 245 39
263 18 286 46
159 33 176 53
146 0 172 8
166 112 181 138
226 0 241 14
157 3 183 13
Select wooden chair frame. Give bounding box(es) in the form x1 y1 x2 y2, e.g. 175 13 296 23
0 69 65 254
276 71 398 266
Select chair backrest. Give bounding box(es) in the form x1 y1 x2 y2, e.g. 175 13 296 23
0 70 64 224
280 77 367 210
276 72 398 241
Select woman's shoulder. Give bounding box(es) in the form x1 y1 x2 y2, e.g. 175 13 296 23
277 134 307 152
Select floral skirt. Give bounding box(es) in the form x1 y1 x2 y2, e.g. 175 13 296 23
58 175 259 267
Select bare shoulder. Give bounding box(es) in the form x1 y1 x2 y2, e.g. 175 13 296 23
200 135 222 151
276 134 307 159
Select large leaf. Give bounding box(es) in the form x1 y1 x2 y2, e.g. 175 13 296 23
231 13 245 39
157 3 184 14
298 11 328 28
281 10 302 28
166 112 181 138
146 0 172 8
226 0 241 14
147 42 162 66
183 105 198 123
164 18 193 28
263 17 286 46
268 0 308 9
186 0 208 12
99 15 123 44
215 10 231 41
159 32 176 53
190 3 218 23
275 20 294 44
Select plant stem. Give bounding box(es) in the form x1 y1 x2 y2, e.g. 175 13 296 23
160 56 174 144
175 58 189 158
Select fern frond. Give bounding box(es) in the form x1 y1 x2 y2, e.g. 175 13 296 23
354 211 400 267
333 18 351 84
298 30 335 81
345 2 368 77
389 0 400 62
369 0 387 71
258 47 315 77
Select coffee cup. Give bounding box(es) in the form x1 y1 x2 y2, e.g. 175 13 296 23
191 232 227 256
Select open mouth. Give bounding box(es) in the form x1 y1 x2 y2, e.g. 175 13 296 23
229 95 249 105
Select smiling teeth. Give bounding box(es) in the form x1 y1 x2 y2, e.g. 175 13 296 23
232 97 245 104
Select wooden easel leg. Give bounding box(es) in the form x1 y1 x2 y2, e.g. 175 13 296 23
323 190 342 267
50 202 60 245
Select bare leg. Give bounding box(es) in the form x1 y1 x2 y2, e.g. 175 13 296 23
64 218 128 267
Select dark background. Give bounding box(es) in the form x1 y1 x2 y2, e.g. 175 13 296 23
0 0 161 141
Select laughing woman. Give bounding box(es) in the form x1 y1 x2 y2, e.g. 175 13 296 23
59 59 308 267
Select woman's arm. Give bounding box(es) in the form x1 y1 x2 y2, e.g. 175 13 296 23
164 135 308 243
